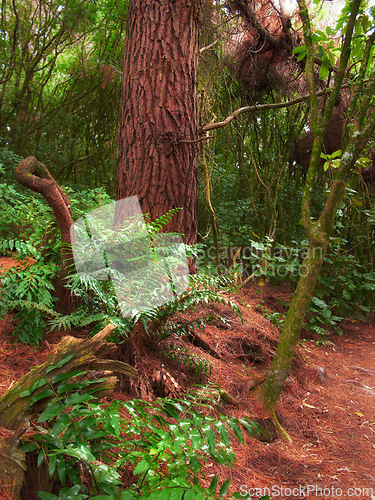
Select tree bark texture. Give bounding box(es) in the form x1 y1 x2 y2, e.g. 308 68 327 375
15 156 74 312
115 0 201 244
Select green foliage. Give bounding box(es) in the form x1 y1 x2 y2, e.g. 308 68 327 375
50 271 134 339
202 238 304 284
21 383 260 499
146 207 183 234
293 28 341 81
243 234 375 337
67 187 114 220
307 239 375 337
307 295 344 337
0 175 116 344
261 309 285 330
202 102 308 249
164 342 213 378
0 262 59 344
0 1 127 188
21 371 121 499
0 148 62 256
51 270 241 344
0 238 41 260
321 150 342 172
159 317 207 340
0 179 240 346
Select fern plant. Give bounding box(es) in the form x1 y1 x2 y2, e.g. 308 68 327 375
0 193 240 348
0 182 118 344
51 203 240 339
159 316 207 340
0 262 59 344
164 342 213 378
49 271 136 340
51 271 241 341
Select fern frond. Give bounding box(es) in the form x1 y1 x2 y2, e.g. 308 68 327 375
47 308 109 331
163 342 212 378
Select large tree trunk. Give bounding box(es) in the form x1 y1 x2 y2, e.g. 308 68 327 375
115 0 201 244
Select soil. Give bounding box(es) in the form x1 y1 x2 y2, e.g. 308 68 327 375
0 258 374 500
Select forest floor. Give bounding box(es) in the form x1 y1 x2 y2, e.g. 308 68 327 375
0 256 374 500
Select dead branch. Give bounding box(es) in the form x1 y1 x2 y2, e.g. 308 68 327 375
201 87 337 132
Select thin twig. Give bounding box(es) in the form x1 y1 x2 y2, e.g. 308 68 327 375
201 86 349 132
200 40 219 54
180 135 216 144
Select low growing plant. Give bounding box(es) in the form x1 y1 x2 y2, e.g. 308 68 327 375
21 382 260 499
0 260 59 344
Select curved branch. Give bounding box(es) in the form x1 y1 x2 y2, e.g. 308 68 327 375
15 156 75 311
201 87 334 132
15 156 73 240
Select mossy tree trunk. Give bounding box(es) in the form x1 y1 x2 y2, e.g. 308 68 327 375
256 0 375 435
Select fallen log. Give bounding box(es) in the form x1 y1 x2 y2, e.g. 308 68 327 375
0 322 137 499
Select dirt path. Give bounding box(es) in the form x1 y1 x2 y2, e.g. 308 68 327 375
221 323 375 500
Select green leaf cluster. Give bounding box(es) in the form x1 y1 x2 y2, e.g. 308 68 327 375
21 385 260 499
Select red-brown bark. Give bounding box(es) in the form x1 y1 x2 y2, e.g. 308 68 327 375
115 0 201 244
15 156 74 312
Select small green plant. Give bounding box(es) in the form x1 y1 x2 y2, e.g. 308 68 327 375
21 383 260 499
239 238 305 284
0 237 41 259
307 296 343 337
164 342 212 378
0 175 118 344
0 261 59 344
261 309 285 329
305 221 375 337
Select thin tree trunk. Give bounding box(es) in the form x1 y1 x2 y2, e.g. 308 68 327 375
15 156 75 313
115 0 201 244
257 242 327 413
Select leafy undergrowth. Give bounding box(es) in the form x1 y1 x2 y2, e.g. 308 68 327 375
0 261 374 499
